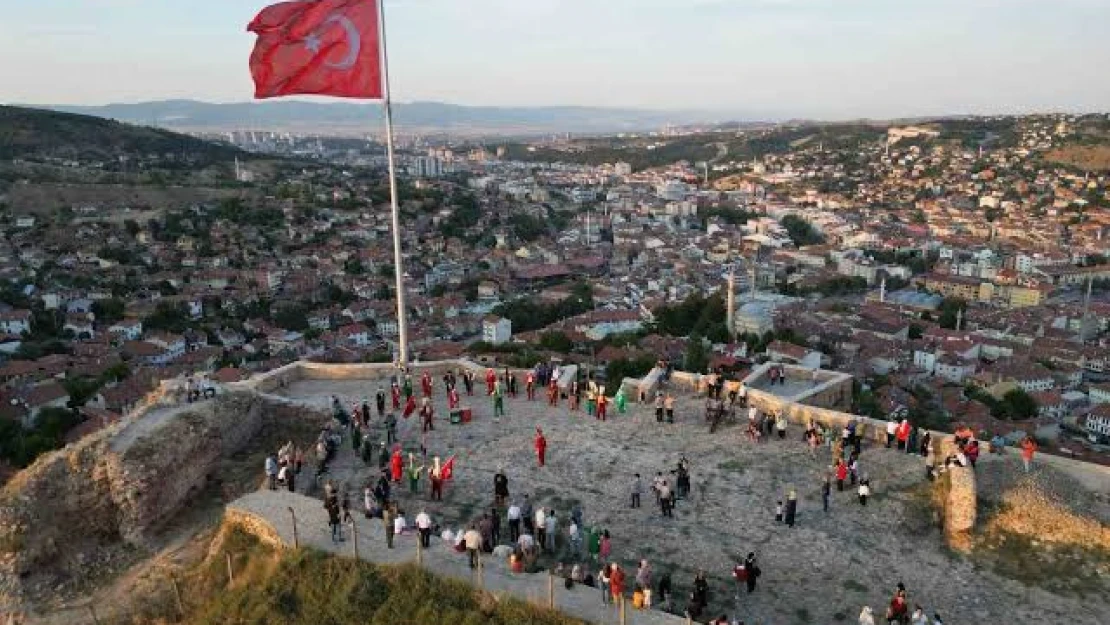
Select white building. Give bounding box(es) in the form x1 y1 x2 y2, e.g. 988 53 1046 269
482 316 512 345
1084 405 1110 443
412 156 444 178
0 310 32 335
1089 383 1110 405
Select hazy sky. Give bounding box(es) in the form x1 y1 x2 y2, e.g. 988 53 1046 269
1 0 1107 119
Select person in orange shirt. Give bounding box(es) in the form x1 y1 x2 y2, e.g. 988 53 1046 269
896 419 911 452
1021 436 1037 473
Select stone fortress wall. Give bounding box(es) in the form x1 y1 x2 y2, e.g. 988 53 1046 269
0 391 327 610
5 359 1108 612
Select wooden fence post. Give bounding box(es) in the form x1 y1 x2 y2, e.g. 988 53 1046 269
226 552 234 586
416 534 423 566
619 594 626 625
288 506 299 548
547 570 554 608
351 520 360 560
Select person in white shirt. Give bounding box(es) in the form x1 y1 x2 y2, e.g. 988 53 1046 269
517 532 535 552
415 510 433 548
507 502 522 542
858 480 871 506
886 420 897 448
544 509 556 552
568 521 581 557
394 511 407 535
463 524 482 569
534 507 547 550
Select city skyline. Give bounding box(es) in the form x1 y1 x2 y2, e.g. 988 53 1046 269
0 0 1108 120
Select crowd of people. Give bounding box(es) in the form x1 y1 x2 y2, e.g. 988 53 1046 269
257 361 985 624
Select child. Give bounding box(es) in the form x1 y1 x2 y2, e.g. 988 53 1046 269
858 479 871 506
632 585 645 609
774 500 783 523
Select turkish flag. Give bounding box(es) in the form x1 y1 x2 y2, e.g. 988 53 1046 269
248 0 383 99
441 455 456 481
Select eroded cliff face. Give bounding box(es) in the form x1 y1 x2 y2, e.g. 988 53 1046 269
0 391 286 609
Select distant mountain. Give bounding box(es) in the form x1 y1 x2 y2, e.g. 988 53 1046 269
35 99 722 136
0 105 245 162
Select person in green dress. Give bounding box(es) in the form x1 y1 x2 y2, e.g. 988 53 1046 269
402 375 414 400
615 387 627 414
492 379 505 418
407 453 425 494
587 527 601 562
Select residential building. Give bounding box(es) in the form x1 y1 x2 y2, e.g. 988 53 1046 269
0 310 32 335
482 316 512 345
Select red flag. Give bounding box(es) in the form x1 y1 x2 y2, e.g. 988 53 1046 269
248 0 383 99
441 455 456 481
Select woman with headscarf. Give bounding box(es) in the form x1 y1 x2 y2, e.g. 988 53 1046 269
420 397 435 432
615 385 627 414
421 371 433 397
784 487 798 527
429 456 444 501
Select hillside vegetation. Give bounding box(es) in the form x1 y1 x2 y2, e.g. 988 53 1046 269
119 524 585 625
0 105 244 163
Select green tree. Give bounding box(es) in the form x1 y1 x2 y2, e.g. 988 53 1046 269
603 356 657 385
684 335 709 373
63 376 103 409
144 301 190 333
273 306 310 332
508 213 547 242
908 324 924 340
780 215 825 246
1000 388 1038 420
91 298 126 324
538 331 573 353
937 297 966 330
344 258 365 275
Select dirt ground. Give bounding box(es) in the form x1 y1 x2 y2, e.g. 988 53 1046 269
275 375 1110 625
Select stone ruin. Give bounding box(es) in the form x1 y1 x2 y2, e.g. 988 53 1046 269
0 390 323 611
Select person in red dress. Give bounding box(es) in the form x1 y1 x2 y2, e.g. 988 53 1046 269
534 428 547 467
390 447 404 483
391 381 401 410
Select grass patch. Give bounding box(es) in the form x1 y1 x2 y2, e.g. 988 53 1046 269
977 530 1109 597
716 460 746 474
116 524 587 625
841 579 869 593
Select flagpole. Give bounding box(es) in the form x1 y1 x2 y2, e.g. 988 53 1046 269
377 0 409 367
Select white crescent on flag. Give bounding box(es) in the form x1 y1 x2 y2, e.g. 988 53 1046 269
320 14 361 70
